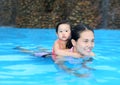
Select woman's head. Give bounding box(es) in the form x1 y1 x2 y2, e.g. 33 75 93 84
56 20 72 41
71 23 94 56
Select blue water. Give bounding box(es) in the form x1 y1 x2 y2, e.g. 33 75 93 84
0 27 120 85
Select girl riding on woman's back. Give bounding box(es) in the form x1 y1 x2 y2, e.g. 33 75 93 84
52 20 81 61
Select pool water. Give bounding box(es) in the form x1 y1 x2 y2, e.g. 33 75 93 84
0 27 120 85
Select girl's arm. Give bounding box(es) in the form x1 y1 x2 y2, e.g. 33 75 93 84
53 41 82 58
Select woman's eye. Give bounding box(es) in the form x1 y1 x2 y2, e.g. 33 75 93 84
84 40 88 43
92 40 94 42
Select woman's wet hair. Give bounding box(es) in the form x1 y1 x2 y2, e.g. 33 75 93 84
72 23 94 41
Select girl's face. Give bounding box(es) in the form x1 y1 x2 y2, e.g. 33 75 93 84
75 30 94 56
57 24 71 41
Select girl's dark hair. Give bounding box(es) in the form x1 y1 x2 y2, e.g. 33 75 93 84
72 23 94 41
55 20 72 33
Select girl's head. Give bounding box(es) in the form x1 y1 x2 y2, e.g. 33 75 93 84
71 23 94 56
56 20 72 42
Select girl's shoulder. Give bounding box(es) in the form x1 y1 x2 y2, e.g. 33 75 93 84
54 39 60 44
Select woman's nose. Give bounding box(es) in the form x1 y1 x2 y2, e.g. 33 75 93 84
88 42 94 47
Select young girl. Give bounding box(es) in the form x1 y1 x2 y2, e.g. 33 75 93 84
52 20 82 61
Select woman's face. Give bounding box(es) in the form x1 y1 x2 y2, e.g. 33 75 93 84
75 30 94 56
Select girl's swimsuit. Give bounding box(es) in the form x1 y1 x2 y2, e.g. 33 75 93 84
52 40 65 61
52 49 57 61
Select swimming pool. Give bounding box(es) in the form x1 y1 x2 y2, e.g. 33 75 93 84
0 27 120 85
